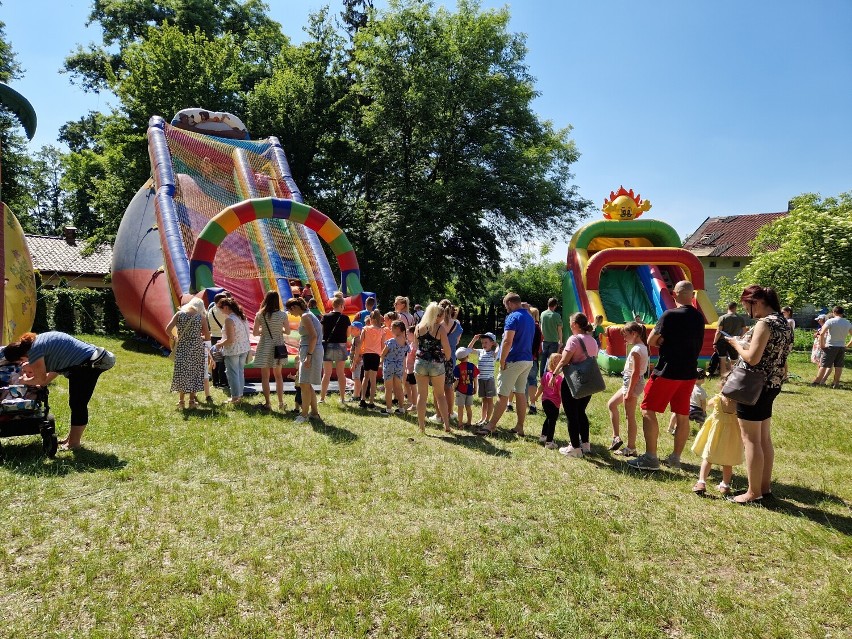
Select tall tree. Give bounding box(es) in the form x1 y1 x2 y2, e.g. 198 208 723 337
345 0 590 303
25 145 70 234
719 192 852 309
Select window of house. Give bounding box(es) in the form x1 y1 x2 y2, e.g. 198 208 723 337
733 261 741 267
709 261 716 268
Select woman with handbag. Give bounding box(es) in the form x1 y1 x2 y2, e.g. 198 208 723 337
723 285 793 504
554 312 601 458
252 291 289 411
319 295 352 404
285 297 324 423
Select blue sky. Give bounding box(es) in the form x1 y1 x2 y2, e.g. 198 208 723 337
4 0 851 254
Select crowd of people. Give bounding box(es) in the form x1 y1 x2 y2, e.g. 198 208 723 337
2 279 848 503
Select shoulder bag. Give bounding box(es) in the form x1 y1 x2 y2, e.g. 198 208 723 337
264 313 289 360
721 365 765 406
564 336 606 399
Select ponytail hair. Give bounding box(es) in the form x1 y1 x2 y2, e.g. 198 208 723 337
622 321 648 346
3 332 37 362
740 285 781 313
220 298 246 320
570 312 592 334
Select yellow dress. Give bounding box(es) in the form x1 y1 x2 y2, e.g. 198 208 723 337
691 395 744 466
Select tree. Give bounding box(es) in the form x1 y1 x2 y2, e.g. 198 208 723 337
719 192 852 309
345 0 590 304
24 145 70 234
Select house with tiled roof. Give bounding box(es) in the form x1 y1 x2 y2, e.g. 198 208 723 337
25 227 112 289
683 211 787 307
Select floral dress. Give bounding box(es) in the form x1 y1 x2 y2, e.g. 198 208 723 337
171 312 205 393
736 312 793 389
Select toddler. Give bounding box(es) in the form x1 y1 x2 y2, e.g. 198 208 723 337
467 332 499 427
534 353 564 449
608 321 649 457
691 391 743 496
380 320 409 415
453 347 479 428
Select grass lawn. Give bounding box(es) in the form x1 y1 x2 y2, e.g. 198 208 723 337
0 336 849 638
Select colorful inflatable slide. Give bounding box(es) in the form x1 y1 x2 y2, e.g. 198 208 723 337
562 187 718 373
112 108 368 366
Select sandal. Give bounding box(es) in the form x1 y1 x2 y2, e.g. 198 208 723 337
692 480 707 496
475 427 495 436
608 436 623 451
176 401 186 410
717 482 732 496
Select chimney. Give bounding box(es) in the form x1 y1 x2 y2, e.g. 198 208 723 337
63 226 77 246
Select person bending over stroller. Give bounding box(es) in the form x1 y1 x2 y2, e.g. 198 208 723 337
2 332 115 450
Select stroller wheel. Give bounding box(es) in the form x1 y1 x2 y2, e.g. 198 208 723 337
43 433 58 458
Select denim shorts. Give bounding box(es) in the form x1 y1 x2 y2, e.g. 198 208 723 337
414 359 445 377
323 342 347 363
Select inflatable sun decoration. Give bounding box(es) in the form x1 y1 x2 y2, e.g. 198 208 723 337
602 186 652 221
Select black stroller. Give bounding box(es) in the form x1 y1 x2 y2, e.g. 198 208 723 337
0 362 58 459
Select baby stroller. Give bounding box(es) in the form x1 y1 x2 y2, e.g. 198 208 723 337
0 361 58 459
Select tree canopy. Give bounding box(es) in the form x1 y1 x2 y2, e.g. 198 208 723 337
719 192 852 309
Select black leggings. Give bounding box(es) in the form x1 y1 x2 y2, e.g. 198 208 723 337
561 378 591 448
67 365 105 426
541 399 559 442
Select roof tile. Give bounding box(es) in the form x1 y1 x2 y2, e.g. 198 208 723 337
683 212 786 257
24 235 112 276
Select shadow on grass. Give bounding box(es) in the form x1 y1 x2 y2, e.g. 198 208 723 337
0 441 127 476
583 450 691 483
120 336 165 356
761 482 852 535
310 419 358 444
433 431 512 458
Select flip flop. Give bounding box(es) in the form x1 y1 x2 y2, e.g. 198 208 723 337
475 427 495 436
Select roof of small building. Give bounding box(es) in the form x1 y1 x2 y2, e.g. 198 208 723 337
25 234 112 276
683 212 787 257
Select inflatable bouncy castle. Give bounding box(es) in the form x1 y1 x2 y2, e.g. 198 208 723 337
112 108 369 366
0 83 37 344
563 187 718 373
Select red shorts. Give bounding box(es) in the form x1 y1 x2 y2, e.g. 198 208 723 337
641 376 695 416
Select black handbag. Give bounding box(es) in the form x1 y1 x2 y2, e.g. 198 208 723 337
721 365 765 406
263 314 288 360
564 337 606 399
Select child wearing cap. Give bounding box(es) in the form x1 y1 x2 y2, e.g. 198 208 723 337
467 333 498 427
453 347 479 428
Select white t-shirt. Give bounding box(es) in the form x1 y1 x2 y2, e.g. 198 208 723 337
823 316 852 347
690 384 708 410
623 343 649 378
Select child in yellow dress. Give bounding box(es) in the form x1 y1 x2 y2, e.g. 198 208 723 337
690 392 743 496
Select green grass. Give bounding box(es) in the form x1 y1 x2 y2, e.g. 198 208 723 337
0 335 849 638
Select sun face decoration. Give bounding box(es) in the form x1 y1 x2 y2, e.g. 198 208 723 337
602 186 652 220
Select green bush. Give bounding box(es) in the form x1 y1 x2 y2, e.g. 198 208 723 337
53 281 77 334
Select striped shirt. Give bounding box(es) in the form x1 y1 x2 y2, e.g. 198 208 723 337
475 347 499 380
27 332 96 372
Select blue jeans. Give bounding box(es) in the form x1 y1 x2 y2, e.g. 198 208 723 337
224 352 248 398
540 341 560 377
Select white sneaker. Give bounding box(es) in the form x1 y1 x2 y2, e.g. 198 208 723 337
544 441 558 450
294 414 310 424
450 415 458 423
539 435 547 443
428 414 443 424
559 445 583 458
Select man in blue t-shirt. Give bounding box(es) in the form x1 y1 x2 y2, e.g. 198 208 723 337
477 292 534 436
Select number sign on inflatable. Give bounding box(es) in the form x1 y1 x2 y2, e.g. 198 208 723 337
112 108 372 363
563 186 719 373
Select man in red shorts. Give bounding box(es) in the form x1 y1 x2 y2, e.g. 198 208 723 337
628 281 705 470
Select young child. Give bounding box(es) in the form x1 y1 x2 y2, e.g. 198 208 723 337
380 320 409 415
690 391 743 496
534 352 564 449
359 310 385 408
348 321 364 401
467 332 499 427
593 315 606 346
608 321 649 457
404 325 418 411
668 369 707 434
453 347 479 428
357 296 376 324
